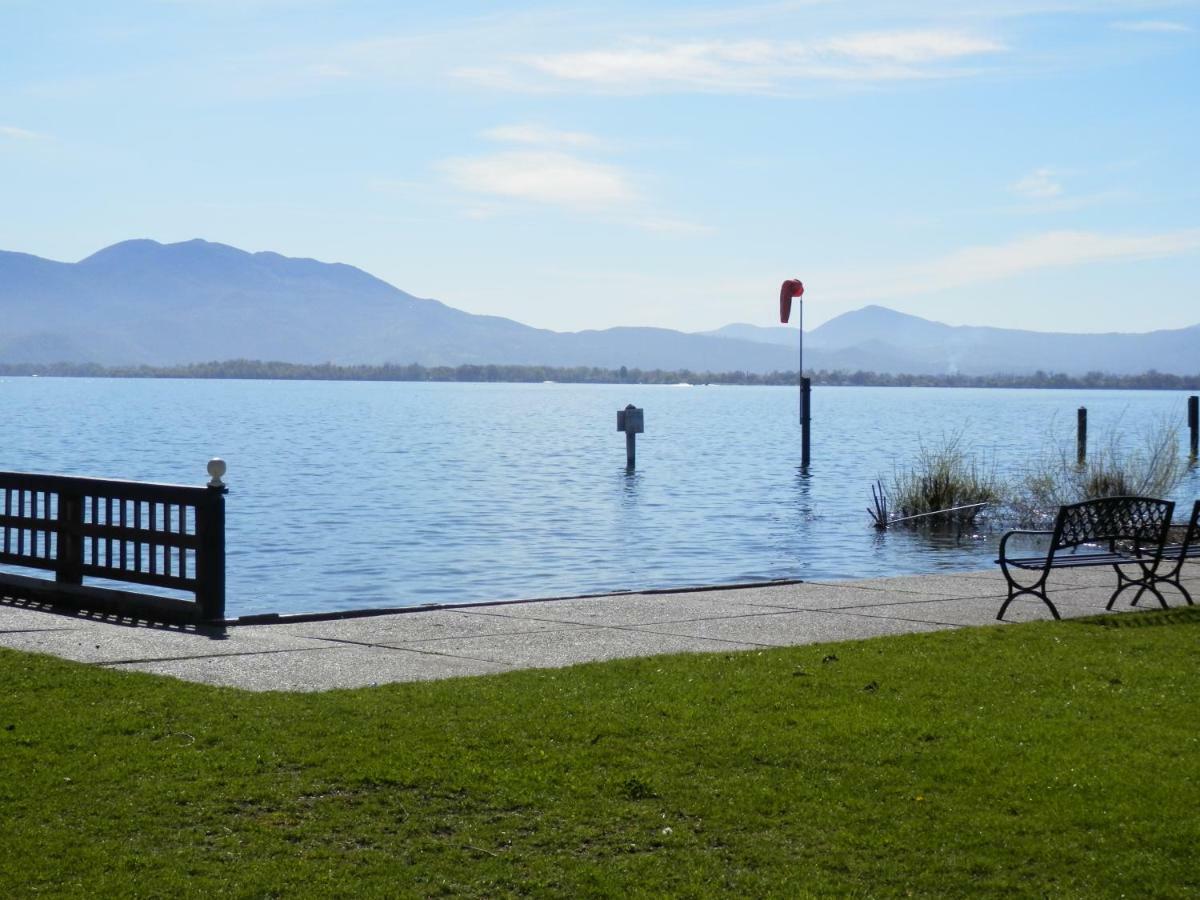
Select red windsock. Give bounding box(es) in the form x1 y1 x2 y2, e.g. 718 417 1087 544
779 279 804 323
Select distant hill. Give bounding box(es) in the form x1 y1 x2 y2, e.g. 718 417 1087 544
2 239 1196 375
0 239 798 372
703 306 1200 376
702 323 796 348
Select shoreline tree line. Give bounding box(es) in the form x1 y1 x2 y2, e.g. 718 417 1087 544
1 359 1197 390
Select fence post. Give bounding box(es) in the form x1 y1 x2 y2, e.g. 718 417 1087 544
196 459 227 621
1077 407 1087 466
54 489 84 586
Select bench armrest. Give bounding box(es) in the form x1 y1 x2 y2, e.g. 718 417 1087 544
999 529 1054 560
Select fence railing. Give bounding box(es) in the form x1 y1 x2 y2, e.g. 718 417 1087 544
0 466 227 623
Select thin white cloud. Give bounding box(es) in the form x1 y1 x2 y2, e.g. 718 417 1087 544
1010 167 1063 199
1002 189 1137 215
463 29 1006 94
1111 20 1193 33
823 30 1004 63
441 150 638 211
919 229 1200 289
311 63 352 79
835 229 1200 302
635 216 715 236
482 124 601 148
0 125 44 140
440 136 711 233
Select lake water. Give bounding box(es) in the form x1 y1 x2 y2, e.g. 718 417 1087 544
2 378 1197 617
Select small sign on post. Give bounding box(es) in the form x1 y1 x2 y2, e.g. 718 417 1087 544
617 404 644 467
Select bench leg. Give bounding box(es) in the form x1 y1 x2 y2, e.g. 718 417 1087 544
997 563 1060 621
1143 575 1194 607
1109 564 1169 611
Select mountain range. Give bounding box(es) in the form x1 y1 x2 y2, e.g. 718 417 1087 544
2 239 1196 376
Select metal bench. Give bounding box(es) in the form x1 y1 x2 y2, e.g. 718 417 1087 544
1138 498 1200 607
996 496 1175 621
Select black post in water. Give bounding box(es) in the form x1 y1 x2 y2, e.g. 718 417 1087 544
800 377 812 468
1188 395 1198 460
617 404 644 468
1077 406 1087 466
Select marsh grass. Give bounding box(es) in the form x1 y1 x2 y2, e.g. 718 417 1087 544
1012 418 1188 525
889 433 1002 527
884 419 1190 529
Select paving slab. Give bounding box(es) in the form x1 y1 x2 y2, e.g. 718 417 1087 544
0 602 104 632
0 622 322 664
953 568 1113 587
376 626 761 669
3 565 1196 692
238 609 590 644
842 596 1113 628
823 573 1009 598
685 581 966 611
626 608 947 647
107 645 512 692
951 566 1200 599
456 594 778 627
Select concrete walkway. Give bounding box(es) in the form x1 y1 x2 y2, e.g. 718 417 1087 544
2 566 1196 692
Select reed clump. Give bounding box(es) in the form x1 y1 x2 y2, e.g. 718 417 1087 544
888 434 1002 527
880 418 1190 530
1011 419 1187 524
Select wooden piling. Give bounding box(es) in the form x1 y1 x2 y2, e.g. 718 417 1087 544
800 377 812 468
1077 406 1087 466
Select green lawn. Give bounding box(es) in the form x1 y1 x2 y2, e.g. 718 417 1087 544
2 608 1198 897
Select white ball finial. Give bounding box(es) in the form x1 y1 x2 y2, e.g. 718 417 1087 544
207 457 227 488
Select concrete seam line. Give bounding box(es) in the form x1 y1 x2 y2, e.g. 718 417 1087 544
97 646 339 667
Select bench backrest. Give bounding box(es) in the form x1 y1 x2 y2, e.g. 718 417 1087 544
1050 496 1175 553
1174 499 1200 554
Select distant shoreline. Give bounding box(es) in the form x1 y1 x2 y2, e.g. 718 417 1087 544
2 360 1198 390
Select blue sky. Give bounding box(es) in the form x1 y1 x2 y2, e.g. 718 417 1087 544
2 1 1197 334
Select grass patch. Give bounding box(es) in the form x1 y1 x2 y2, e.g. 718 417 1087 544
3 611 1199 897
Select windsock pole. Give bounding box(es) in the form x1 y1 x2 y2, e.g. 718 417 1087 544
780 278 810 467
798 293 804 417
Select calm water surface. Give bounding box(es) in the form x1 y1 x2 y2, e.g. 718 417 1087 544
2 378 1197 616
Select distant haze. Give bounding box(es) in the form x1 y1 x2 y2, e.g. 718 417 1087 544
2 239 1197 376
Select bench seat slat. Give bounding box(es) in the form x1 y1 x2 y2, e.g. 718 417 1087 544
1003 552 1145 570
1159 544 1200 562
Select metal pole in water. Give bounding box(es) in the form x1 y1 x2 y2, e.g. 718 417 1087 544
1188 395 1198 460
798 293 804 422
800 377 812 468
780 277 808 467
1077 407 1087 466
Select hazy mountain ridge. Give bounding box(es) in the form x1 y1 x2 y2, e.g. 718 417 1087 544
706 307 1200 376
0 239 804 372
2 240 1196 375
